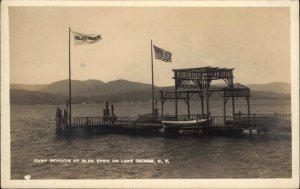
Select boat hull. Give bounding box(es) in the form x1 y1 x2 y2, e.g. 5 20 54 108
162 118 210 129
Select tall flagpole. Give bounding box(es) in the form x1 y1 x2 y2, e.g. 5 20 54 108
151 39 154 114
69 27 72 126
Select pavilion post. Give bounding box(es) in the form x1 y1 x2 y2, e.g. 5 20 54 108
160 92 164 120
223 96 226 119
175 72 178 120
246 97 250 116
206 91 210 117
232 96 235 116
201 92 204 116
187 98 190 118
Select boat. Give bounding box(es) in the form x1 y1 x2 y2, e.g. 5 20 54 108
162 118 211 129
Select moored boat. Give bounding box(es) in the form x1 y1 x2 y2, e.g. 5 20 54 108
162 118 211 129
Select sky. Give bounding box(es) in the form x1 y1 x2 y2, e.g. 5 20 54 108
9 7 290 86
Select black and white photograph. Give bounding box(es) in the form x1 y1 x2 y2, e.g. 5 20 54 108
1 0 299 188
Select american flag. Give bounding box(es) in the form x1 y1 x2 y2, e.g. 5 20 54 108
153 45 172 62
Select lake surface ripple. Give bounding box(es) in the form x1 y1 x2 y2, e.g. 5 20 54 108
11 99 291 179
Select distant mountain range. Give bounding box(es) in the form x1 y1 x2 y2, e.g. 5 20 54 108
12 79 153 96
247 82 290 94
10 79 291 105
10 83 47 91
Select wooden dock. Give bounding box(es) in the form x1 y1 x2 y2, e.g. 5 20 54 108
56 113 291 137
55 66 291 138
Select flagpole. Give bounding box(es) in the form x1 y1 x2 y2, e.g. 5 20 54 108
69 27 72 126
151 40 154 114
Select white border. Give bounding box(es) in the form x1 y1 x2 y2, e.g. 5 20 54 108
0 0 293 7
1 0 299 188
290 0 300 188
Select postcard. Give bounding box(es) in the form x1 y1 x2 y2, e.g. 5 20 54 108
1 0 299 188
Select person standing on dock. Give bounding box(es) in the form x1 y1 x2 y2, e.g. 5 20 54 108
56 107 59 123
57 107 62 125
63 109 67 125
56 107 63 130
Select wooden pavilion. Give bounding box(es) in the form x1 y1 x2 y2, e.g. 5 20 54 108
159 66 251 119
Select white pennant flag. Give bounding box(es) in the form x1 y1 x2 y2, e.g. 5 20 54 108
72 31 102 45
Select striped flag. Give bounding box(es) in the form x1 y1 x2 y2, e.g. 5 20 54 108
72 31 102 45
153 45 172 62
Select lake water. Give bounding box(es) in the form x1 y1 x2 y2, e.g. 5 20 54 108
11 99 291 179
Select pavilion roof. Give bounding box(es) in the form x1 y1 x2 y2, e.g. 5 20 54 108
172 66 234 73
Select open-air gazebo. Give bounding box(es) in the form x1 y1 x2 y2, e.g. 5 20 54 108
159 66 251 119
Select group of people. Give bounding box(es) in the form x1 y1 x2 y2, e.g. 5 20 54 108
56 107 68 126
